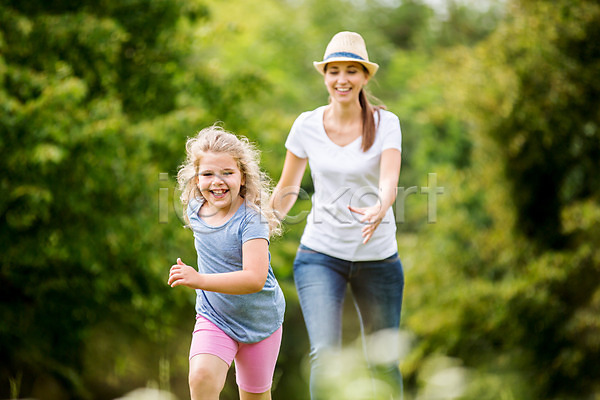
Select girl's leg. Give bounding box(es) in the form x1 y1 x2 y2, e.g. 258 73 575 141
239 388 271 400
188 316 238 400
235 326 283 399
350 254 405 399
293 245 350 399
189 354 229 400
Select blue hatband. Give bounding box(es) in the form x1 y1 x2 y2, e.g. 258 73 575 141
323 51 365 61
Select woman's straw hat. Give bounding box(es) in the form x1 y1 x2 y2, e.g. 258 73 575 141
313 31 379 77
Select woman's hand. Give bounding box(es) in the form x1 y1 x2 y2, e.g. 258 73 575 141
350 148 401 244
348 203 386 244
168 258 202 289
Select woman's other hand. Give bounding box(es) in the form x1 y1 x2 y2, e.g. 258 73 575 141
348 204 385 244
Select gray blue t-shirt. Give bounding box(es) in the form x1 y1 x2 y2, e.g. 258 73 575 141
187 198 285 343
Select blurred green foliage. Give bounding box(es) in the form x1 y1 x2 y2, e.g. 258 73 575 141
1 0 599 399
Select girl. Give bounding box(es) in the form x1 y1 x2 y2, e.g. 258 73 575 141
270 31 405 399
168 125 285 400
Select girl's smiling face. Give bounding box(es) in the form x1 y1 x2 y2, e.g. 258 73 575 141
196 151 244 218
324 61 370 104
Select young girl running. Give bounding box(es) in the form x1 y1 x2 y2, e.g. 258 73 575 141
168 125 285 400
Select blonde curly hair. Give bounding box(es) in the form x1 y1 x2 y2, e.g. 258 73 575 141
177 124 282 237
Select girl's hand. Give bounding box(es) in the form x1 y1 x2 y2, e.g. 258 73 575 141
168 258 202 288
348 204 385 244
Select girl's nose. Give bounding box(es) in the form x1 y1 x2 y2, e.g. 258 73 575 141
211 174 225 184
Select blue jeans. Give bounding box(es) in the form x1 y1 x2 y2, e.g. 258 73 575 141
293 244 404 400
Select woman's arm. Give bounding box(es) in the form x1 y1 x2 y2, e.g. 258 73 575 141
349 148 401 243
168 238 270 294
269 150 308 220
378 147 402 212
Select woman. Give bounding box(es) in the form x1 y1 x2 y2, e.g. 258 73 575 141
270 31 404 399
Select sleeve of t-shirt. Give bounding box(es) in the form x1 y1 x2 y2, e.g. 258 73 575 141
241 209 270 244
284 112 308 159
380 111 402 153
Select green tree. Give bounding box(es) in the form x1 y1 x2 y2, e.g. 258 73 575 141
0 0 249 398
404 1 600 398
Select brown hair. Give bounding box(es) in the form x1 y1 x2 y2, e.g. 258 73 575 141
359 88 384 152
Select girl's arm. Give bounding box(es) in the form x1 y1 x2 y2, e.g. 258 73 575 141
168 238 269 294
269 150 308 220
349 148 401 243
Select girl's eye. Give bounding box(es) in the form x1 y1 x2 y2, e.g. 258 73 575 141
201 172 213 177
223 171 233 176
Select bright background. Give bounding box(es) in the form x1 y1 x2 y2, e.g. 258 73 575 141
1 0 599 399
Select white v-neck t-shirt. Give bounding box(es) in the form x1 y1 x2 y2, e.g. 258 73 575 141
285 106 402 261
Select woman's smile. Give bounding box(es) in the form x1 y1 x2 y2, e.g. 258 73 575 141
335 87 351 94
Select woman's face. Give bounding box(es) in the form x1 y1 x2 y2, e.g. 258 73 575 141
324 61 369 105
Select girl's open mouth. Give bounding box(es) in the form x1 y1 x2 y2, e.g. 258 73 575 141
210 189 229 199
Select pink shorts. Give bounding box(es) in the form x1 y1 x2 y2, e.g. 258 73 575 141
189 315 283 393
